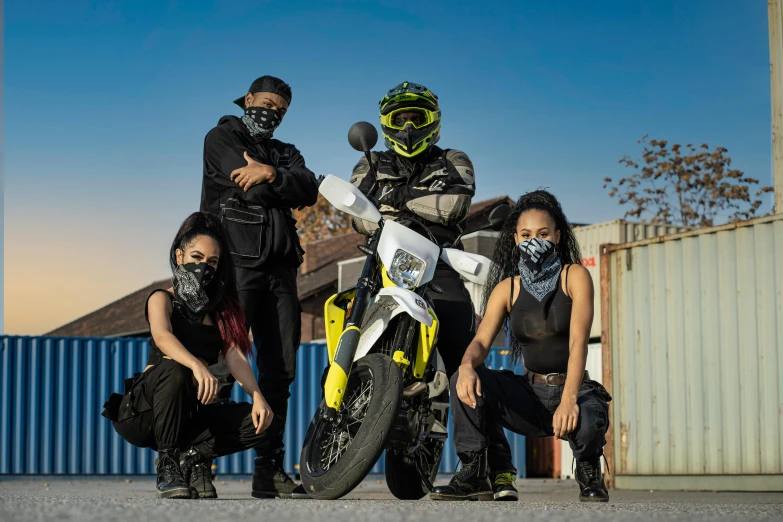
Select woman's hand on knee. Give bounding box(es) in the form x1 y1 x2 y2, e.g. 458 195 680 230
252 393 274 434
553 400 579 439
456 364 482 409
192 363 219 405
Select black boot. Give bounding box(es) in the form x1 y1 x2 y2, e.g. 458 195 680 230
575 458 609 502
180 448 217 499
430 450 493 501
156 449 193 499
251 451 309 499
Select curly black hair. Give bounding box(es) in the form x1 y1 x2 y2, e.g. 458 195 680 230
481 190 582 359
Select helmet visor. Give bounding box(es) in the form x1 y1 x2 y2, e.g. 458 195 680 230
381 107 437 131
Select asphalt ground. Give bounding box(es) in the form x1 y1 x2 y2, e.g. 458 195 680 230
2 476 782 522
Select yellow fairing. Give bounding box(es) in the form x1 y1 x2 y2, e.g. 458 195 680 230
413 308 439 379
324 289 355 363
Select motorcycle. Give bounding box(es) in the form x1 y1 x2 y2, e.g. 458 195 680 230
299 122 511 500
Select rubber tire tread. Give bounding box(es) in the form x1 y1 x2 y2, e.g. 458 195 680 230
385 452 431 500
300 353 402 500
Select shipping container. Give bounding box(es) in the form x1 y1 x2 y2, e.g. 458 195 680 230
0 336 526 477
573 220 691 340
601 214 783 491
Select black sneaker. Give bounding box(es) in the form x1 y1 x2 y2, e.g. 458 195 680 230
575 458 609 502
491 472 519 501
156 449 193 499
180 448 217 499
251 451 303 499
430 450 493 501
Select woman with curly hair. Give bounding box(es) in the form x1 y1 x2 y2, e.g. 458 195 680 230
431 190 612 503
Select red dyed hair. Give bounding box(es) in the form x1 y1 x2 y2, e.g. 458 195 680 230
214 294 253 358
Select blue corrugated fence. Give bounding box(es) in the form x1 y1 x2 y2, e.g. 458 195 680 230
0 336 525 476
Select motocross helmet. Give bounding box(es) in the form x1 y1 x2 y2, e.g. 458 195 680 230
379 82 441 158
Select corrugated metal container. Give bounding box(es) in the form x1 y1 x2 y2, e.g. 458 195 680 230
601 215 783 491
574 220 691 340
0 336 526 477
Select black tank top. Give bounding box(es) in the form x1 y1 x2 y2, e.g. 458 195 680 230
509 268 572 374
145 290 223 367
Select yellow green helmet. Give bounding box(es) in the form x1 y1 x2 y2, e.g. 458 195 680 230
379 82 441 158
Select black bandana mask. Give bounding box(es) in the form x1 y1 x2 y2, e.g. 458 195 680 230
517 238 562 302
242 106 282 138
172 263 216 322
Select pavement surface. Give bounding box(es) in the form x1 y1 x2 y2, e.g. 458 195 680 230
1 476 782 522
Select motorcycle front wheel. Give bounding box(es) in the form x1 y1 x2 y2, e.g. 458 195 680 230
300 353 402 500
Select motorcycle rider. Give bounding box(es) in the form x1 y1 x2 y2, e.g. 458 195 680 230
349 81 518 501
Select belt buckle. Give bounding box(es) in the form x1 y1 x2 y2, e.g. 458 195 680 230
544 373 560 386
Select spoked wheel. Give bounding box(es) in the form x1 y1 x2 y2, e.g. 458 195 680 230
300 354 402 500
315 372 374 472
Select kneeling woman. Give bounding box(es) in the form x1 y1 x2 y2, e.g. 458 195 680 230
106 212 275 499
431 190 611 502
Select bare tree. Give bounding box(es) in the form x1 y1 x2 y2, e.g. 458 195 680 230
292 194 354 242
604 136 773 227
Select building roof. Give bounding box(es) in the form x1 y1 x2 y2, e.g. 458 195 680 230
46 197 512 338
47 279 172 338
297 233 365 299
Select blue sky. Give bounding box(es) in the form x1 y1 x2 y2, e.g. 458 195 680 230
3 0 773 334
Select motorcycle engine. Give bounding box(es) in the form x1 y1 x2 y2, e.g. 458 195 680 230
388 402 423 450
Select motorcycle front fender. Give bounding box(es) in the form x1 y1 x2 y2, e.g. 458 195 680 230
377 287 433 327
353 287 436 364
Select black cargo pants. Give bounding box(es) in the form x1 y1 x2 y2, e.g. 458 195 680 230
450 366 611 466
213 263 301 458
426 265 516 475
111 359 277 458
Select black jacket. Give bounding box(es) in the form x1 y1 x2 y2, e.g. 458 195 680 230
200 116 318 270
349 146 476 247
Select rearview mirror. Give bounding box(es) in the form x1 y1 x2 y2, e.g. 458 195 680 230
348 122 379 153
488 204 512 231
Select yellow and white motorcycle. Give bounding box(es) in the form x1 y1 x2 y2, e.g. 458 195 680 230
299 122 509 500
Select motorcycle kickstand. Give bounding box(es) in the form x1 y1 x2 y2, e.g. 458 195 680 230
414 456 435 492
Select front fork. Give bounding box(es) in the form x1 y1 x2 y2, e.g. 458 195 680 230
322 237 379 420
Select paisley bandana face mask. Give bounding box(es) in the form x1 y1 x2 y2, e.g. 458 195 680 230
517 238 562 302
172 263 216 322
242 106 282 138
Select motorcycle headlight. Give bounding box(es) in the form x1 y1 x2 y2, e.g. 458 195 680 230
388 249 427 289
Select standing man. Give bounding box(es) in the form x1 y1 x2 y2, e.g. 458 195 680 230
200 75 318 499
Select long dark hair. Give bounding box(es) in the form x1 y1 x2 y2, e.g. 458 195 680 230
170 212 252 357
481 190 581 359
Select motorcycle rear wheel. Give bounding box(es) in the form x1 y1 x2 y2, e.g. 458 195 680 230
385 435 445 500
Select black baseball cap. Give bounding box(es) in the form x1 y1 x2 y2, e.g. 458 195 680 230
233 76 292 109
